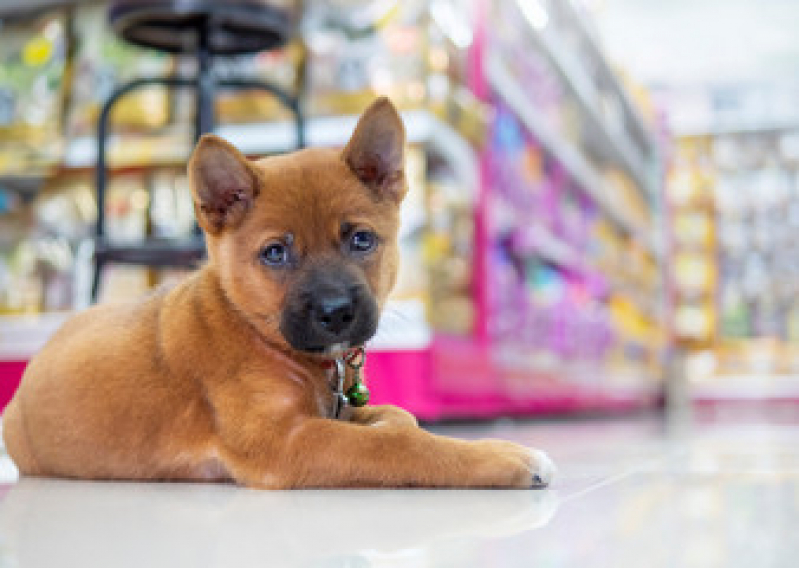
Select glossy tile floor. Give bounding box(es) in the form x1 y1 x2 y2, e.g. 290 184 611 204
1 408 799 568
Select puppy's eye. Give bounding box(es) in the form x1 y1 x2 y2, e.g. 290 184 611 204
260 243 289 266
349 230 378 254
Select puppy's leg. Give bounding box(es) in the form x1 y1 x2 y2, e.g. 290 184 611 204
2 398 43 476
347 405 418 429
218 416 555 490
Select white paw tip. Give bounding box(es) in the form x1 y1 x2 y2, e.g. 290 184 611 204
530 449 556 487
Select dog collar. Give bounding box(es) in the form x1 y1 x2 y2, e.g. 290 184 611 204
329 347 370 418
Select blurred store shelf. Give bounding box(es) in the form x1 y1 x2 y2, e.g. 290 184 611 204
508 222 665 320
513 9 657 201
557 0 657 153
510 237 658 323
487 52 660 257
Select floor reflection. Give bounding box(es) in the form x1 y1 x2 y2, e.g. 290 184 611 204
0 478 559 568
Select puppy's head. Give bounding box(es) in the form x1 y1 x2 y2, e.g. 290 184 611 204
188 97 406 356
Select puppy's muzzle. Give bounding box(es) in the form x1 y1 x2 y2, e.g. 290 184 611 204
280 282 378 354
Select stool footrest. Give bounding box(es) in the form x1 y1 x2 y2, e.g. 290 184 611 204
95 239 206 268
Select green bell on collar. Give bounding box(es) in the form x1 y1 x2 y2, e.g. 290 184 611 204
345 380 370 407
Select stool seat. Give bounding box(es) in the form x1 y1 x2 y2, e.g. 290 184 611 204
109 0 296 55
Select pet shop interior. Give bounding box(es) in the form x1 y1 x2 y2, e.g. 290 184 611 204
1 0 798 566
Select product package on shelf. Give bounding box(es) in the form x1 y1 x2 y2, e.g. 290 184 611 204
490 107 551 232
391 147 428 303
0 10 67 176
304 2 427 116
668 138 717 346
601 167 651 229
0 163 200 314
66 5 173 138
303 0 488 136
424 169 475 336
97 167 198 304
0 172 96 314
61 3 190 171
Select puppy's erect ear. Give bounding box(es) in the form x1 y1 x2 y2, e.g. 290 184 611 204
342 97 407 203
188 134 259 234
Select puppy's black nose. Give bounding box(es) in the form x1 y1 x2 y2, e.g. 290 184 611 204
314 294 356 336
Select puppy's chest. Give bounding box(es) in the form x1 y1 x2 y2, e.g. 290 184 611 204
312 385 335 419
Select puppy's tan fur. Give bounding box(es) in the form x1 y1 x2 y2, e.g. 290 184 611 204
3 99 553 488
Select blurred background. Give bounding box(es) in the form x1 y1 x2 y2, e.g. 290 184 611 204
1 0 798 421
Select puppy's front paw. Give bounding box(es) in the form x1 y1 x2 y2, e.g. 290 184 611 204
474 441 556 488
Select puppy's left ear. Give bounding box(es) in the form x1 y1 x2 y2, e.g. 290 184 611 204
188 134 260 234
342 97 407 203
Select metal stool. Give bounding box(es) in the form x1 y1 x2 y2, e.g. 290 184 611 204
92 0 304 301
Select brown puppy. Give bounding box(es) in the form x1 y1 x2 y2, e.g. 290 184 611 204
2 98 555 488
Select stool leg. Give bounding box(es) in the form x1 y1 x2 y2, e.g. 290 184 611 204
293 96 305 150
195 19 216 141
191 20 217 238
92 77 196 303
91 259 104 302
